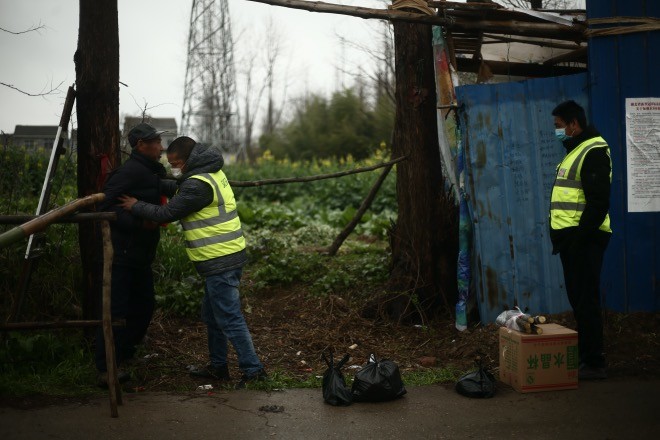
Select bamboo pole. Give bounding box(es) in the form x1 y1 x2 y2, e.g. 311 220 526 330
0 319 125 330
244 0 587 41
0 193 105 249
229 156 407 187
0 212 116 225
101 220 121 417
325 162 395 257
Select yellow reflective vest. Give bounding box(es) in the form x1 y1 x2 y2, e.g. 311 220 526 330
550 136 612 232
180 170 246 262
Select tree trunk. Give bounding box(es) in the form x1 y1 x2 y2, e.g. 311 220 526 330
386 19 458 321
75 0 120 320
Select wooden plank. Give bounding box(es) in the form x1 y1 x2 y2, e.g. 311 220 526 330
456 57 586 77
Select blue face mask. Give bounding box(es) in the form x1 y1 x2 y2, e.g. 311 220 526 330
555 128 572 142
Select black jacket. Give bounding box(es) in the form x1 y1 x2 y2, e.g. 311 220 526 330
550 126 612 254
131 143 247 276
101 151 176 267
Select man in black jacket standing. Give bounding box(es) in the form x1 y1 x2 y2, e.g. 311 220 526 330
550 101 612 380
95 123 176 385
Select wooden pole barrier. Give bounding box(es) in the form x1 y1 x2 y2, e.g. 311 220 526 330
325 163 395 256
13 85 77 322
229 156 407 187
0 212 116 225
0 319 125 330
244 0 587 41
101 220 121 417
0 193 105 249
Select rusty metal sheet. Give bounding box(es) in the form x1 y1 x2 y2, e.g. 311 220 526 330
456 74 589 324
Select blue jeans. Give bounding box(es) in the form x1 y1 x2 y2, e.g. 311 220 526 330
201 268 263 376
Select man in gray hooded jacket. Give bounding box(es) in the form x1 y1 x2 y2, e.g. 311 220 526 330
118 136 266 389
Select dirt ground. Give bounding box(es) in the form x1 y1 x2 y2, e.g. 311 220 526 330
127 286 660 391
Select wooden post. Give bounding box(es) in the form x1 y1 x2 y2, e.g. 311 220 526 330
11 85 77 322
326 163 395 256
101 220 121 417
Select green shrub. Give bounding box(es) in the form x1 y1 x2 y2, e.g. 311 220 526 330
1 150 396 319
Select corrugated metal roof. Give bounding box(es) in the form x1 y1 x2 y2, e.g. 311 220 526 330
456 73 590 323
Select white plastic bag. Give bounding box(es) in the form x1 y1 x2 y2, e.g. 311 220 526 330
495 307 525 331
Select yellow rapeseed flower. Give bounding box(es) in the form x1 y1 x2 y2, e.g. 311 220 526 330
257 149 274 165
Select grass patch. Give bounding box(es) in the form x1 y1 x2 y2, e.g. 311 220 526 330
239 369 323 391
0 332 102 398
401 367 462 386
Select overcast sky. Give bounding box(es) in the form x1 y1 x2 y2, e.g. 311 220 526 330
0 0 387 135
0 0 587 136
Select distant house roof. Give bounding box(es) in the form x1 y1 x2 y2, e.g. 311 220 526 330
14 125 68 137
123 117 178 132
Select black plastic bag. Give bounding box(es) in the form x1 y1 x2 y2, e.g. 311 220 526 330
455 359 496 398
351 354 407 402
321 351 353 406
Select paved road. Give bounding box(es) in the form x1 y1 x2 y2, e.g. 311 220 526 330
2 378 659 439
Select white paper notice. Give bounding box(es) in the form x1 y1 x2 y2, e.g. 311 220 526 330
625 98 660 212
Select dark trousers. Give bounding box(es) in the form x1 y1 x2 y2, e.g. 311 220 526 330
559 235 610 369
95 264 155 372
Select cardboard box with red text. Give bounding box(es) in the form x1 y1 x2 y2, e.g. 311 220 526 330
499 323 578 393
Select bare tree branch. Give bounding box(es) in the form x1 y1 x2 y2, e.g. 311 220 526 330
0 21 45 35
229 155 407 187
334 19 395 105
0 80 63 97
128 94 175 121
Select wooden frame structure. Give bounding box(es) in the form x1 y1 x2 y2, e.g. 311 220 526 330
246 0 589 79
0 196 123 417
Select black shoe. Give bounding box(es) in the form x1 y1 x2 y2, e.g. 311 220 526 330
235 369 268 390
97 370 131 388
578 364 607 380
189 364 231 381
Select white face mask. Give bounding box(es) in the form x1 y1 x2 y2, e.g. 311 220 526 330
171 168 182 178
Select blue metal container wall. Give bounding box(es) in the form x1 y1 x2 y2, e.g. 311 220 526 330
456 74 590 324
588 0 660 312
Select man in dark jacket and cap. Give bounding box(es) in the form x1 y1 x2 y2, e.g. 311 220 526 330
95 123 177 386
118 136 266 389
550 100 612 380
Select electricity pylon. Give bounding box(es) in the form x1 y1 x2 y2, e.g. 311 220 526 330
181 0 239 153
